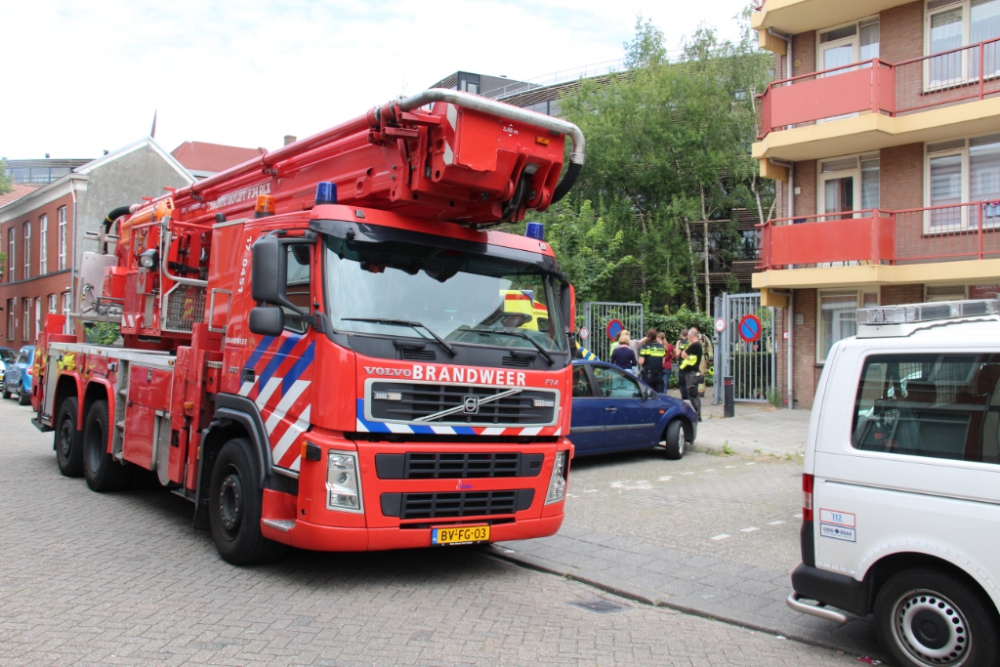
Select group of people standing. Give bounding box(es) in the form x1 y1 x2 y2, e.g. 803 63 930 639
607 326 704 421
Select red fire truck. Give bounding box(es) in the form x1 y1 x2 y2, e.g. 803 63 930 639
30 89 584 564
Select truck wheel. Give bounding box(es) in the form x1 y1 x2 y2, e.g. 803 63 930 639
662 420 685 460
83 400 133 492
874 568 999 667
55 397 84 477
209 438 288 565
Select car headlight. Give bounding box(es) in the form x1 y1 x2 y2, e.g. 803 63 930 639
326 450 363 513
544 451 569 505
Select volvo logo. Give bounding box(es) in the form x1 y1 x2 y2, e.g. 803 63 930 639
463 396 480 414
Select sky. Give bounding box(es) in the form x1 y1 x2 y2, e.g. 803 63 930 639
1 0 751 161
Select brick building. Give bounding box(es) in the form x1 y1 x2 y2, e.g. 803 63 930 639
752 0 1000 408
0 138 193 345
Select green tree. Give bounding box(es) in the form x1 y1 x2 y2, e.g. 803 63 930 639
0 160 13 196
542 12 773 313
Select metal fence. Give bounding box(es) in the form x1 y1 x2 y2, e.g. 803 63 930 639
581 302 644 362
713 293 775 403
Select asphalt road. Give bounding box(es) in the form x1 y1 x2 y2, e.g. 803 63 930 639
0 396 864 666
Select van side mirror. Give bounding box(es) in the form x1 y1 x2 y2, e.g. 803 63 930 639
248 306 284 336
251 235 285 305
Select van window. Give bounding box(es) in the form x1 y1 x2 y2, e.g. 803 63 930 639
852 353 1000 463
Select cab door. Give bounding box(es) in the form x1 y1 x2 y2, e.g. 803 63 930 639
568 364 606 454
237 238 317 474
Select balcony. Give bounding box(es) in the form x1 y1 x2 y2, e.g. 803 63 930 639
754 39 1000 161
752 0 912 35
754 202 1000 288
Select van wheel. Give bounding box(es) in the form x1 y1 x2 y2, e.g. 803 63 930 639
874 568 999 667
83 400 133 492
209 438 288 565
662 420 685 460
55 397 84 477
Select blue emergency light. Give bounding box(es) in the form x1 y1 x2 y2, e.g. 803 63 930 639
315 181 338 205
525 222 545 241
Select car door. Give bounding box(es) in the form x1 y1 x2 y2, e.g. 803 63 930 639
593 365 661 449
568 364 607 454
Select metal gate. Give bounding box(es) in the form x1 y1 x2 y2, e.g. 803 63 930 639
713 293 776 403
581 302 643 362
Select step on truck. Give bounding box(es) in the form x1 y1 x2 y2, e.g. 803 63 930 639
30 89 584 564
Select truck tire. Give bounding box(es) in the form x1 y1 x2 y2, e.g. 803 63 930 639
55 397 84 477
874 567 999 667
83 400 133 492
209 438 288 565
663 420 685 460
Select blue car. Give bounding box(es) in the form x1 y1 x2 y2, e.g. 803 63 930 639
569 360 697 459
4 345 34 406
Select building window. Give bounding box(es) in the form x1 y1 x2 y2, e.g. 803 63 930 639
8 228 14 282
6 300 13 340
58 206 67 271
925 0 1000 86
926 133 1000 230
925 284 969 301
22 221 30 280
457 72 481 95
818 18 880 72
23 299 30 341
818 154 880 218
48 294 57 316
62 292 71 335
818 289 879 361
39 214 47 275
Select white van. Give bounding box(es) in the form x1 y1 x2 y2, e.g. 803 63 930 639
788 299 1000 667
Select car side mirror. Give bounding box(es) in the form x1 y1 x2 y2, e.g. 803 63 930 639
248 306 285 336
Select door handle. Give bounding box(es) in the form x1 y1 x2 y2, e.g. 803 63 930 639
605 406 617 412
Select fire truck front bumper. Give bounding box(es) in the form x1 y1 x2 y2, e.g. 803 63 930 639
263 514 565 552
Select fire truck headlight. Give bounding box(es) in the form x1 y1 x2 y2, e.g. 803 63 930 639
326 450 363 513
544 451 568 505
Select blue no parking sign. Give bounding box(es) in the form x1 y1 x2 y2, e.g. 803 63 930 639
738 314 762 343
606 319 623 341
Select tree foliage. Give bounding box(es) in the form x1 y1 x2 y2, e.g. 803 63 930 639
536 11 773 317
0 161 13 196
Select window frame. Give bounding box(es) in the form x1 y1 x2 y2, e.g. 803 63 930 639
22 298 30 341
8 228 14 283
923 131 1000 232
924 0 1000 89
61 292 71 334
816 18 881 72
39 214 47 275
817 288 880 363
592 364 644 399
22 221 30 280
57 206 67 271
6 299 13 340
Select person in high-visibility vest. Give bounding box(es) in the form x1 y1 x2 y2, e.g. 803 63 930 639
679 327 704 421
638 328 666 393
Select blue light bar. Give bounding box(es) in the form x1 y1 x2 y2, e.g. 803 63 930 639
315 182 338 205
525 222 544 241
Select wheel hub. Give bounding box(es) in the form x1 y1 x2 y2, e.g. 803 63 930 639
894 590 969 665
219 473 243 532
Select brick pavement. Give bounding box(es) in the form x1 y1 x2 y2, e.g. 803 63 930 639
0 398 858 666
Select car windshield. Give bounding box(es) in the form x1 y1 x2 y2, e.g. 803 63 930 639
324 234 566 352
16 349 30 364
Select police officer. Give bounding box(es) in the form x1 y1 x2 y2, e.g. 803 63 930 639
680 328 703 421
638 328 666 393
675 329 691 400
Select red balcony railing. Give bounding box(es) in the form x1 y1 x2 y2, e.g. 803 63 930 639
757 37 1000 139
756 202 1000 271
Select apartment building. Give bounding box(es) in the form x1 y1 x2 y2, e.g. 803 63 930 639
0 138 193 343
752 0 1000 408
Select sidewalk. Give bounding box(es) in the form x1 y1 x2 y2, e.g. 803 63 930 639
693 394 810 458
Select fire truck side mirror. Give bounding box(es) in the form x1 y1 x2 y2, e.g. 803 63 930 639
251 235 285 305
561 282 575 333
248 306 285 337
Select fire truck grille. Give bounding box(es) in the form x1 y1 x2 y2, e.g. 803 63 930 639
164 285 206 333
380 490 534 519
375 452 544 479
123 273 140 327
367 382 557 426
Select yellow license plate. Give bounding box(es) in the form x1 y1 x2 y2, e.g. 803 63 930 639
431 525 490 546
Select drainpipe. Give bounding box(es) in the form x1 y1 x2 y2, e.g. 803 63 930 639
69 181 78 338
770 288 794 409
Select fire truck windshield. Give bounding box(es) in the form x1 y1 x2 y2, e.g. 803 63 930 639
323 232 567 353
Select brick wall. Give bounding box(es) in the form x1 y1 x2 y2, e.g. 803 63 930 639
880 143 923 210
793 160 817 218
792 31 816 76
881 283 924 305
880 1 923 64
791 288 818 409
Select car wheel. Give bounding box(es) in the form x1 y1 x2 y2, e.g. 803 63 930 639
209 438 288 565
83 400 133 492
874 567 999 667
55 397 84 477
663 419 685 460
18 388 30 405
3 385 11 399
